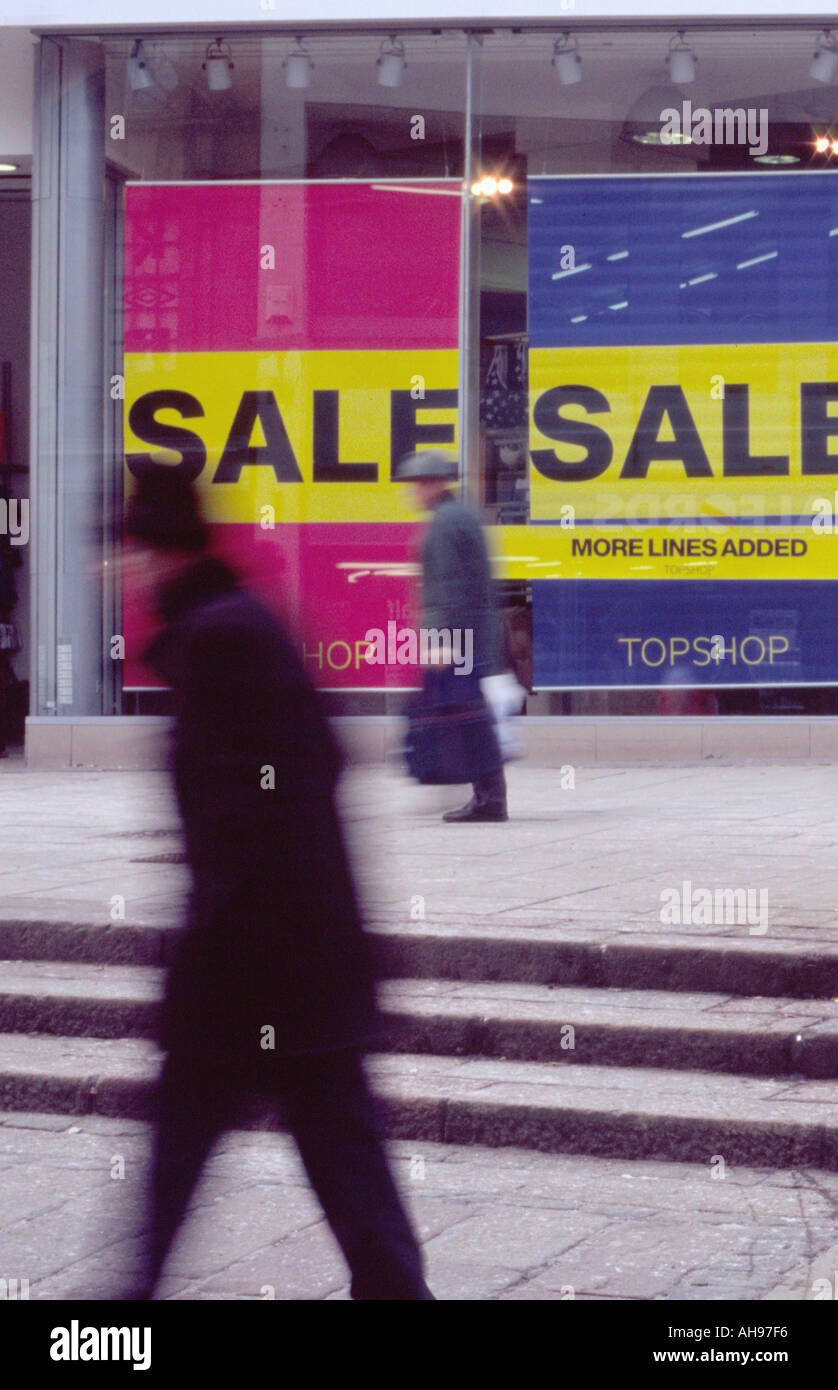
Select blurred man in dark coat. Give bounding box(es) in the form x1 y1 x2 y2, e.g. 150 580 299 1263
124 461 433 1301
399 450 508 822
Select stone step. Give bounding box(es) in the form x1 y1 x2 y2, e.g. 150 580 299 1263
2 918 838 998
381 980 838 1079
1 1032 837 1169
2 963 838 1077
0 961 160 1037
376 926 838 999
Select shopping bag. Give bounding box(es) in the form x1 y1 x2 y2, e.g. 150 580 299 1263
480 671 527 762
404 669 503 785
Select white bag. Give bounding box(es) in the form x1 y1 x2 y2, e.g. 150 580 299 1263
480 671 527 762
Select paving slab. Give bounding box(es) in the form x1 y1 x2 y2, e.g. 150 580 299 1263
2 1111 838 1301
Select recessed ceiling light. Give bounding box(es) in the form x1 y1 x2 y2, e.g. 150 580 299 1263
0 162 19 172
622 84 694 148
633 130 693 146
753 153 800 165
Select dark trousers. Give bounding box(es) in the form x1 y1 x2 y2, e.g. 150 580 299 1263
141 1047 433 1301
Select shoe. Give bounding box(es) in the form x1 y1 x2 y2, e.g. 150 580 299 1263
442 797 508 823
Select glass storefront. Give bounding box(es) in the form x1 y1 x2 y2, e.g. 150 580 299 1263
29 23 838 724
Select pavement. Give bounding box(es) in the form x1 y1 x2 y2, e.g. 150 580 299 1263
0 754 834 946
2 753 838 1299
4 1109 838 1302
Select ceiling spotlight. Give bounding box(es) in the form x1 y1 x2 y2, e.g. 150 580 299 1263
471 176 514 198
377 36 406 88
816 134 831 152
811 30 838 82
203 37 234 92
667 31 696 84
285 37 313 89
552 33 581 86
127 40 153 91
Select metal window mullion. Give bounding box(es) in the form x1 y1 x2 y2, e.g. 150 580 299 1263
459 31 482 510
102 171 124 715
30 37 62 717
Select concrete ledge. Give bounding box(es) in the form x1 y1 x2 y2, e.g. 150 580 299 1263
523 723 596 764
26 717 171 770
70 721 170 770
25 721 72 767
4 914 838 999
24 715 838 768
333 717 390 765
3 968 833 1076
2 1037 837 1169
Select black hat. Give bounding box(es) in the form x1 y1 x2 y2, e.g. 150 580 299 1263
124 462 209 553
396 450 459 481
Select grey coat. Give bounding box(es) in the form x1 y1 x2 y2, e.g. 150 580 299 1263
420 491 500 677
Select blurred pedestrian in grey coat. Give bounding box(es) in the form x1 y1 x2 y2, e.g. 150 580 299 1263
399 450 508 822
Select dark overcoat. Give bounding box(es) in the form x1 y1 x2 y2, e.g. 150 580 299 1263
146 556 378 1064
420 491 501 678
405 491 505 784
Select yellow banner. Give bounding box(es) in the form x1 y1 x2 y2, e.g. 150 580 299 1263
124 350 459 524
495 524 838 581
529 343 838 523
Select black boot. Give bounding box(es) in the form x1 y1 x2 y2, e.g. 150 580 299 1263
442 795 508 823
